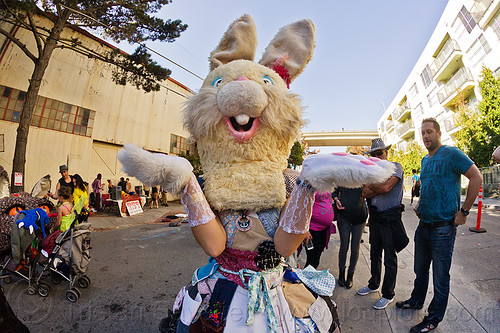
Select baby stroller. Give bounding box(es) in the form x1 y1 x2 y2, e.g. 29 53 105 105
0 208 52 296
37 195 91 302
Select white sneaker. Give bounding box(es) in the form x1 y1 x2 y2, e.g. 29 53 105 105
373 297 393 309
357 286 378 296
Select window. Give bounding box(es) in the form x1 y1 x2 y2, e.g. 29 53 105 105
2 87 11 98
170 134 196 156
427 87 438 108
457 5 476 33
0 85 95 137
469 34 491 66
409 83 419 102
415 102 424 116
420 65 432 88
490 10 500 40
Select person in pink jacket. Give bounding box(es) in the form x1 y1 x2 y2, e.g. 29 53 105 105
304 191 336 268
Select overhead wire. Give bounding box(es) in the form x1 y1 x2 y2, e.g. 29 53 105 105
58 3 204 89
2 14 192 98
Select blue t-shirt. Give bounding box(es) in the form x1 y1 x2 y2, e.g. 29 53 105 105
371 162 404 211
412 174 419 183
418 145 473 223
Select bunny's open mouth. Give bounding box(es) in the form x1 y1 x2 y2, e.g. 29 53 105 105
225 115 260 142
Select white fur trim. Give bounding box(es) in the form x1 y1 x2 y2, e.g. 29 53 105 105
300 153 396 192
117 143 193 195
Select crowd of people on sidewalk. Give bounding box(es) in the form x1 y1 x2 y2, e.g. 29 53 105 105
48 165 168 218
295 117 487 333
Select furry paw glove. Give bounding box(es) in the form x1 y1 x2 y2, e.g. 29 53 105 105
299 153 396 192
117 143 193 195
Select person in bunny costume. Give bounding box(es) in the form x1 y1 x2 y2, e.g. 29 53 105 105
119 15 395 333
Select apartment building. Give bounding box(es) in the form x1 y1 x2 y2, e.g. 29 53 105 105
378 0 500 152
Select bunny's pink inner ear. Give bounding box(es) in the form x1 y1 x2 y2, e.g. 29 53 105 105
259 19 315 84
209 14 258 71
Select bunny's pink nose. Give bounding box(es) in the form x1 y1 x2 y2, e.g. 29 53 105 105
236 76 250 81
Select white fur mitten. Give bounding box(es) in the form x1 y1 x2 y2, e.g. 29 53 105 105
117 143 193 195
300 153 396 192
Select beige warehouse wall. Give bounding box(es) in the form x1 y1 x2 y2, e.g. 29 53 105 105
0 14 193 193
0 122 92 191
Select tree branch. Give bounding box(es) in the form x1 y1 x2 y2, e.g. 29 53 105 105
1 0 29 28
0 25 37 63
26 9 43 56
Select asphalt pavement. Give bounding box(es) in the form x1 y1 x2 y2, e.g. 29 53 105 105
85 193 500 333
5 194 499 332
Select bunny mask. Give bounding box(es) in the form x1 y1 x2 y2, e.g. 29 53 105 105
184 15 315 212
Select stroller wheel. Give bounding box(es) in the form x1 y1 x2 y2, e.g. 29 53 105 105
72 287 81 298
50 272 62 284
77 275 91 288
38 282 50 297
66 289 79 303
27 286 36 295
2 276 11 284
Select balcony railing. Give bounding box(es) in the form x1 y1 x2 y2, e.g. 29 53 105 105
386 120 394 131
437 67 474 104
471 0 493 22
396 120 414 138
443 117 457 132
396 141 409 152
392 102 411 122
429 39 461 78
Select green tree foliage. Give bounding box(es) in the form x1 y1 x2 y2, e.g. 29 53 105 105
0 1 187 191
288 141 305 169
454 67 500 167
346 146 369 155
388 140 426 176
179 151 203 177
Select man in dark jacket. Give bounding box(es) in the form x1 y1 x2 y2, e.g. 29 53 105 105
357 138 404 310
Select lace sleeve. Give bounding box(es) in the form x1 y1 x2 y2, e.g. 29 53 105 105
279 179 315 234
181 175 216 228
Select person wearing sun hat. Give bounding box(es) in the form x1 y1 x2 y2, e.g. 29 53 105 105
365 138 392 157
357 138 405 310
48 164 74 200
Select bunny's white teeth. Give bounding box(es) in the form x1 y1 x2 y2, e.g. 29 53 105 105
226 117 260 143
235 114 250 125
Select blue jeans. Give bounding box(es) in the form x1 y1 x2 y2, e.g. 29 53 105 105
410 221 456 325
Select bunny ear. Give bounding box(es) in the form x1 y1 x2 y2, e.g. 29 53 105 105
209 14 258 71
259 19 315 84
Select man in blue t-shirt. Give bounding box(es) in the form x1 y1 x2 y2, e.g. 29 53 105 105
397 118 482 333
410 169 420 205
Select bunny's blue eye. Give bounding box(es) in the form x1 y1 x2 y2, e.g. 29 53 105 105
263 75 273 85
212 77 223 87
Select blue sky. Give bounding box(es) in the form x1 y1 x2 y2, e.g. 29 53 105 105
117 0 448 149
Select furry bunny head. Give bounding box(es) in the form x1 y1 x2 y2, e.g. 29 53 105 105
184 15 315 212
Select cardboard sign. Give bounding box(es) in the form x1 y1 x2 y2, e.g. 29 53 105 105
14 172 23 186
125 200 143 216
